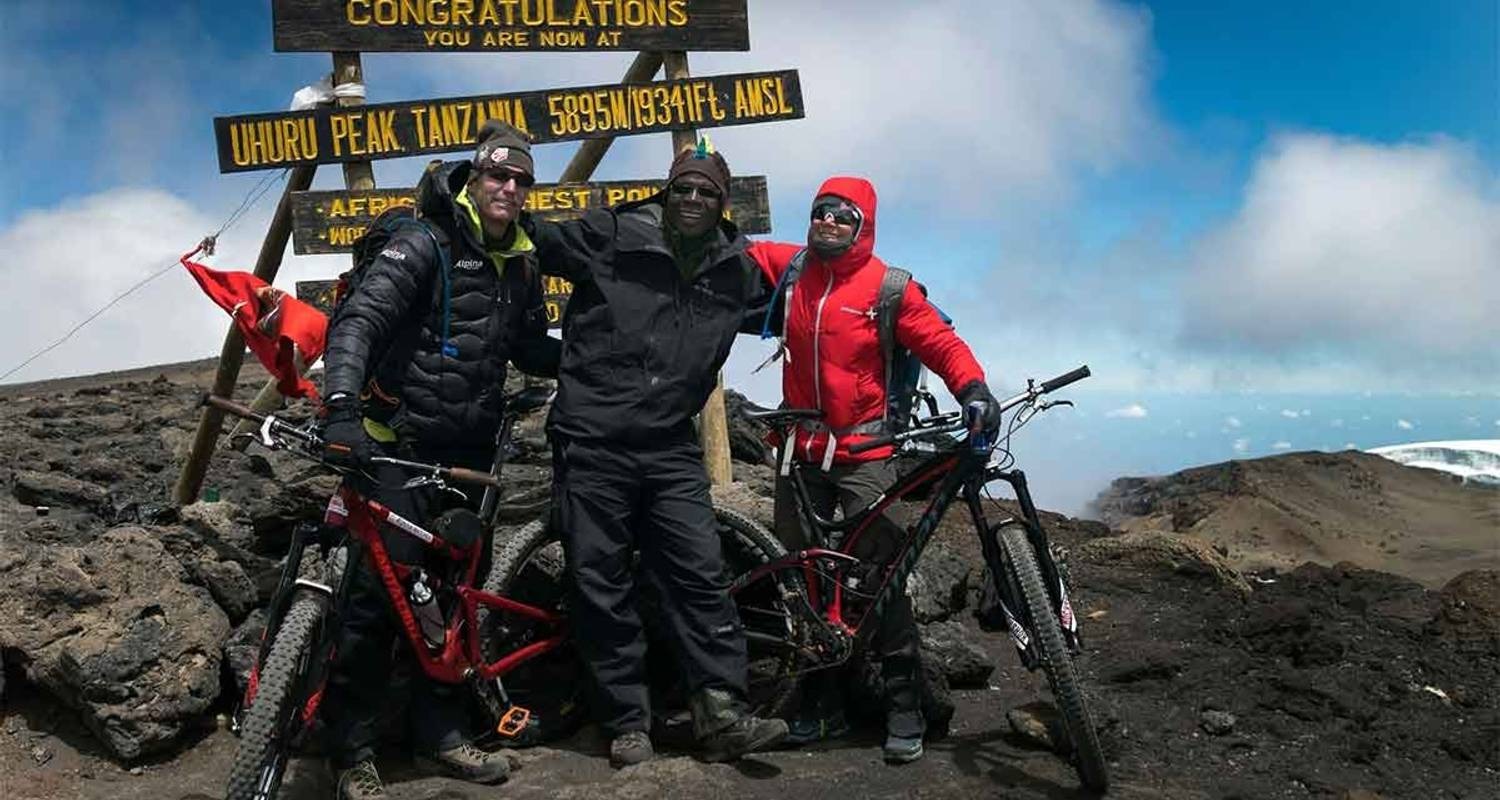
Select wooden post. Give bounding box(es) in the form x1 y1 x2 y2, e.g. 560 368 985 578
225 52 377 450
558 51 664 182
663 50 734 487
171 163 316 505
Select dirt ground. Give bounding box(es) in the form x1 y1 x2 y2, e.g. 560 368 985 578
2 359 1496 800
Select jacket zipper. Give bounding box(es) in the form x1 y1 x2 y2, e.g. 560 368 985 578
807 271 835 461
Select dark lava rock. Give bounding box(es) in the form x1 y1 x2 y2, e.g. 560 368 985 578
909 541 970 623
0 527 230 760
919 619 994 688
12 470 110 514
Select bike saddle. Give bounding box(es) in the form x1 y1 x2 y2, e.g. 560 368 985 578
434 508 484 551
743 406 824 426
504 385 555 415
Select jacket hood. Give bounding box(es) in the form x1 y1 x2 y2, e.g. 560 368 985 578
415 160 482 250
810 175 877 275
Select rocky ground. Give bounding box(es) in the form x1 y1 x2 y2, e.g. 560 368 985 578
1 359 1496 799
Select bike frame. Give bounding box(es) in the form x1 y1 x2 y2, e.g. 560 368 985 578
731 432 1080 672
228 389 566 733
334 485 569 684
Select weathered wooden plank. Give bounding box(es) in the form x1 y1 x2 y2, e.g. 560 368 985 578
297 275 577 329
214 70 802 173
273 0 749 52
290 175 769 254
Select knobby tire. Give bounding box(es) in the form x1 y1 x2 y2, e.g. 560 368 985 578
998 524 1108 793
224 592 325 800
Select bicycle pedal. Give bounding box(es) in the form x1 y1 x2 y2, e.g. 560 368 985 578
495 705 532 738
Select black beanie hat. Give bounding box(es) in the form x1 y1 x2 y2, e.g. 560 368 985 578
667 138 730 201
473 119 534 179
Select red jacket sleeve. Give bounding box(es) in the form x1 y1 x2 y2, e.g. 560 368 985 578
894 281 987 396
745 241 804 286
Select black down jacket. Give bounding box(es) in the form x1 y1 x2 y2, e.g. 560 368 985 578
322 161 558 450
525 196 772 445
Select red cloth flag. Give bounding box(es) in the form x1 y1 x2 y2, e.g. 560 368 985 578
181 253 327 401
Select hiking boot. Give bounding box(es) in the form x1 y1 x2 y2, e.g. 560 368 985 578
416 741 511 785
883 709 926 764
783 709 850 746
335 760 386 799
609 730 654 768
690 687 789 762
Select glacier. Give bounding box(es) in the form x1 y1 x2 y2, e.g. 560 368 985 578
1367 440 1500 487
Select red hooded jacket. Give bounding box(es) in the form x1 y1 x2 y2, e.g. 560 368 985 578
747 177 986 465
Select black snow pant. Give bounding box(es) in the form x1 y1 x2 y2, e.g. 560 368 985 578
322 448 487 768
552 433 749 736
773 459 925 738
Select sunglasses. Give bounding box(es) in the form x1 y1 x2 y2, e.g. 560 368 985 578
669 182 723 200
810 200 861 228
480 167 536 188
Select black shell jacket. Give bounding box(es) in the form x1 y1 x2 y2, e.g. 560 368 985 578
321 161 559 450
525 196 772 445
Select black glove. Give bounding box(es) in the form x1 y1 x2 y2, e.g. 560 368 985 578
957 380 1002 437
320 396 374 469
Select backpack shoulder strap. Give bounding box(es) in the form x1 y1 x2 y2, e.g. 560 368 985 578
876 265 911 422
758 248 809 340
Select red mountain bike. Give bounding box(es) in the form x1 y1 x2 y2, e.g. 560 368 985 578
205 390 570 800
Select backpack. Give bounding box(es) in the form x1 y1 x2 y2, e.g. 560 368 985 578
760 249 954 434
333 205 457 358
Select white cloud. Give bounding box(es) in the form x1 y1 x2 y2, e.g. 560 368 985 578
1272 441 1293 451
1397 419 1415 430
1106 403 1149 419
1232 438 1250 454
1330 418 1344 428
1226 416 1242 428
1182 133 1500 389
1280 409 1302 419
0 188 347 384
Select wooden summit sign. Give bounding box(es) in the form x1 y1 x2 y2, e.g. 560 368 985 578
273 0 750 52
291 175 770 253
215 70 800 173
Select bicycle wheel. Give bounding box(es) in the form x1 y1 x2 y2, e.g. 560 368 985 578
492 484 552 524
997 523 1108 793
714 506 800 720
225 592 325 800
478 519 586 743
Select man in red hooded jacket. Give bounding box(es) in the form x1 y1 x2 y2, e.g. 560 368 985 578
746 176 1001 763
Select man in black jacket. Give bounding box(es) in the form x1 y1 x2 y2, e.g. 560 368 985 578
318 121 558 800
524 142 787 767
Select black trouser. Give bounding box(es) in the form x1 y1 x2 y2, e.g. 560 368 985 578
323 448 485 768
773 459 924 737
553 434 748 736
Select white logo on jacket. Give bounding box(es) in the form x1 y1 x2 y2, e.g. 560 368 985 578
454 259 485 271
380 248 406 261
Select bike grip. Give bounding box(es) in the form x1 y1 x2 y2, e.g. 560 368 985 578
848 435 896 455
202 393 260 421
446 466 502 488
1040 365 1091 393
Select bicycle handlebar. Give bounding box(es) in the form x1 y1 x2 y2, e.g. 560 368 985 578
845 365 1091 455
200 394 501 489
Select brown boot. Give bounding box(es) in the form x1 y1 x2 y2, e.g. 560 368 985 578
335 760 386 799
690 687 788 762
417 741 512 785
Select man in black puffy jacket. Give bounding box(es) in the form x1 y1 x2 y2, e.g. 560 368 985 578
522 141 786 769
318 121 558 800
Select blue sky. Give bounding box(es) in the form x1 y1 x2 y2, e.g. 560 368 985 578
1 1 1495 511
